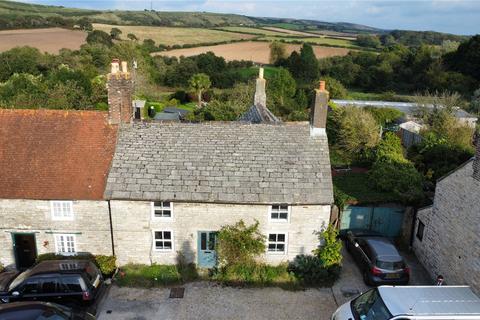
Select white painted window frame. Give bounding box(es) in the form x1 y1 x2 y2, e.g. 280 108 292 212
152 230 174 252
151 201 173 220
266 232 288 255
50 201 74 221
268 204 290 223
54 234 77 255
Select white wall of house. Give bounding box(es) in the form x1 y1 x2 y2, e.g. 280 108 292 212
0 199 113 268
110 201 331 266
413 161 480 294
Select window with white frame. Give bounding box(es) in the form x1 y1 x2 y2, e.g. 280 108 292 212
267 233 286 253
270 205 289 221
151 201 172 218
51 201 73 220
153 231 173 251
54 234 76 254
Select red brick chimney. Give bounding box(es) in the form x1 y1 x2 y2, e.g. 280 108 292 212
107 59 133 125
310 80 329 137
474 132 480 181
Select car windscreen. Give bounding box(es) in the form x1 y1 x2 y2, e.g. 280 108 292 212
0 308 68 320
8 270 31 292
85 262 101 286
376 257 405 270
351 288 393 320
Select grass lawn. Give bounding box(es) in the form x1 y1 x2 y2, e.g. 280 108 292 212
116 263 198 287
333 172 399 204
258 36 360 49
92 23 255 46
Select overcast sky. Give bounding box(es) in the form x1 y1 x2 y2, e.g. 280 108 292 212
22 0 480 35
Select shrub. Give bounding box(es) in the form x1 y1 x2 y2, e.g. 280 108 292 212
95 255 117 277
314 224 343 268
288 255 341 285
216 220 266 267
0 262 4 273
35 253 117 277
365 106 404 126
213 262 296 287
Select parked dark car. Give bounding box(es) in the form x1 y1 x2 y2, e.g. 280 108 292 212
345 230 410 286
0 260 105 311
0 301 95 320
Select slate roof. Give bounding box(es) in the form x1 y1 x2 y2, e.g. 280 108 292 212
105 122 333 204
238 104 281 124
0 109 118 200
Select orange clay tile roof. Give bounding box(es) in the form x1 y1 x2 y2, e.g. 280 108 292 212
0 109 118 200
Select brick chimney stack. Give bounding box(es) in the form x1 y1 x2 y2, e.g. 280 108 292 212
107 59 133 125
474 131 480 181
254 67 267 108
310 80 329 137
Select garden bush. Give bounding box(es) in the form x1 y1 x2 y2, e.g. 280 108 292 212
0 262 4 273
288 255 341 286
216 220 266 267
35 253 117 277
213 262 297 288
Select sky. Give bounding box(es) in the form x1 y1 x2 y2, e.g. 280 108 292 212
22 0 480 35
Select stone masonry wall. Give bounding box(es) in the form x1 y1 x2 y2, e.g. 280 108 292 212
0 200 113 268
110 201 331 266
413 161 480 294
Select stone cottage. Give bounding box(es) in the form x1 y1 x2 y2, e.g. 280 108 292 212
104 67 334 267
0 109 118 270
413 138 480 294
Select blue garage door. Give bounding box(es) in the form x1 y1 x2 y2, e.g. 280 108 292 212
340 205 404 238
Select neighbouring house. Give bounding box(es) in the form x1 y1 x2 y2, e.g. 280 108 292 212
104 67 334 267
0 109 118 270
413 137 480 294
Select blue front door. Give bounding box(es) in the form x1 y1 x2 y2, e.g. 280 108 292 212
197 231 217 268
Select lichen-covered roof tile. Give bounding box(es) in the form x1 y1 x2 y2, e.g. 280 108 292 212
104 122 333 204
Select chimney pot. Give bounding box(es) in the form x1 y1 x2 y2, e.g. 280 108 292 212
111 59 120 74
319 80 326 91
121 61 128 73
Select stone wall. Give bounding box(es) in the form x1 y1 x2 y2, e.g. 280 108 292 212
413 160 480 294
0 199 113 268
110 201 331 265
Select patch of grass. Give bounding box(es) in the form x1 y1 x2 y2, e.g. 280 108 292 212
116 264 198 287
258 36 359 49
217 26 294 37
213 263 301 290
92 23 255 46
333 172 399 204
347 90 415 102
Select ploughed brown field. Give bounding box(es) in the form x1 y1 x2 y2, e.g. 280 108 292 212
154 41 350 64
0 28 86 53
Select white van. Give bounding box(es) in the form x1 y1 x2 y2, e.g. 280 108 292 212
332 286 480 320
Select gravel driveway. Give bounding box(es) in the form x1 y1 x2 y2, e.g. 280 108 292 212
98 282 337 320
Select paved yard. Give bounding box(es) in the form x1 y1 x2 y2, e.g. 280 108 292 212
98 282 337 320
97 248 430 320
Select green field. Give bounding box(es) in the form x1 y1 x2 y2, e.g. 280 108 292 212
93 23 255 46
236 66 281 80
258 36 360 49
217 26 303 37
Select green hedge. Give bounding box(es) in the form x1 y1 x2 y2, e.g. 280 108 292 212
116 263 197 287
36 253 116 277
